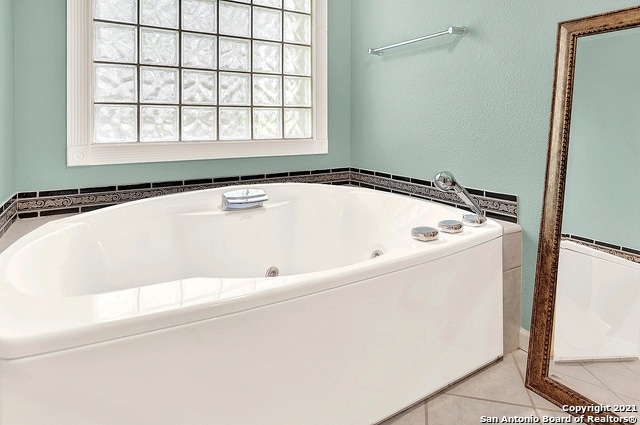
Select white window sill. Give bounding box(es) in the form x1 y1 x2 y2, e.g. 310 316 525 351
67 138 328 166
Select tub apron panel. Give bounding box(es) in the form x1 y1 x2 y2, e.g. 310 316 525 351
0 238 503 425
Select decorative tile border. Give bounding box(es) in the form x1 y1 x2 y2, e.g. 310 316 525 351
0 195 18 239
562 234 640 264
14 169 350 219
0 167 518 239
350 168 518 223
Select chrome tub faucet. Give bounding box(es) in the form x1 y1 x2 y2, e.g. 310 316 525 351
222 188 269 211
433 171 487 226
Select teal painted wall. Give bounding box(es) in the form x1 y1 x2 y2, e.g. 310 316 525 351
350 1 640 330
563 27 640 250
0 0 15 203
13 0 351 191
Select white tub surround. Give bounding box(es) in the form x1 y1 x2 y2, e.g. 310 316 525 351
0 183 504 425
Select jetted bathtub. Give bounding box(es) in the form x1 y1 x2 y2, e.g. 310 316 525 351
0 183 503 425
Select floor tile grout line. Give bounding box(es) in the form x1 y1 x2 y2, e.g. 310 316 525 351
515 352 575 415
615 392 640 403
620 361 640 377
552 362 640 412
444 392 540 410
510 350 551 416
582 363 626 400
585 361 640 384
581 363 630 405
512 350 527 386
548 370 623 406
512 350 540 412
549 371 594 387
549 369 608 390
424 400 429 425
433 352 546 412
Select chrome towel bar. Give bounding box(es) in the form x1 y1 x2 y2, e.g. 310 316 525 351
368 26 466 56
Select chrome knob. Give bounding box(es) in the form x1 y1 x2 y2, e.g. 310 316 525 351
411 226 439 242
463 214 487 226
438 220 463 234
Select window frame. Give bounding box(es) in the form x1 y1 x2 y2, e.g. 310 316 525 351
67 0 328 166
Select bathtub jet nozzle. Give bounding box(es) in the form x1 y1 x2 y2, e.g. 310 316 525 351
433 171 487 226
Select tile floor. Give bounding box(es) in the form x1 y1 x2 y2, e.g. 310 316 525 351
379 350 567 425
550 359 640 420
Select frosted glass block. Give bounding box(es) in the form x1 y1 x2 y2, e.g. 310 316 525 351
219 108 251 140
219 37 250 72
253 75 282 106
253 108 282 139
219 2 251 37
253 0 282 7
219 72 250 106
94 105 137 143
253 7 282 42
182 0 217 33
140 28 179 66
94 0 137 23
140 106 179 141
94 64 137 103
253 41 282 74
182 70 217 104
140 0 179 29
182 107 217 141
182 33 217 69
283 12 310 45
283 44 310 76
94 23 137 63
284 108 311 138
284 0 310 13
284 76 311 107
141 67 179 103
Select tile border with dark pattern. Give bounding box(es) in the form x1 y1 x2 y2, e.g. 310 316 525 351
0 195 18 240
0 167 519 240
350 168 518 223
562 234 640 264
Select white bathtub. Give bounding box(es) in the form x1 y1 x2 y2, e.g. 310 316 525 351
0 183 503 425
554 239 640 362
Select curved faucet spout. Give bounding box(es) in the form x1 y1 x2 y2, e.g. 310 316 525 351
433 171 487 226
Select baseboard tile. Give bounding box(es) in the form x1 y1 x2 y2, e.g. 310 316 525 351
520 328 530 352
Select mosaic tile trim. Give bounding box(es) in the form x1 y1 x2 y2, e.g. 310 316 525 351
0 195 18 239
562 234 640 264
0 167 519 239
350 168 518 223
15 169 351 218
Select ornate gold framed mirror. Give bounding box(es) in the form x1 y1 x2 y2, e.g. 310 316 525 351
526 6 640 423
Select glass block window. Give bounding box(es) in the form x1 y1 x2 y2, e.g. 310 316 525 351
68 0 326 165
92 0 314 144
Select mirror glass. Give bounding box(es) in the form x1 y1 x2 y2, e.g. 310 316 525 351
550 25 640 411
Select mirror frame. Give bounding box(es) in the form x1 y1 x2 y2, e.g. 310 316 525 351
525 5 640 422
